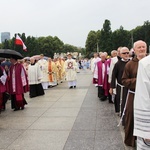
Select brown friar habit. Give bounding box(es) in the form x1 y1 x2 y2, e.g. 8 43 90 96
110 59 129 125
121 57 139 147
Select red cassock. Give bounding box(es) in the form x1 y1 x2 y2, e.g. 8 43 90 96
8 63 29 109
0 66 6 110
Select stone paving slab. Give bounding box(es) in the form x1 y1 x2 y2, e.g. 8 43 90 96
7 108 49 117
7 131 70 150
51 101 83 108
42 108 80 117
0 129 23 149
0 116 38 130
28 117 76 130
63 131 95 150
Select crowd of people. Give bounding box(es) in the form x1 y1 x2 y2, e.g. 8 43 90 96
91 40 150 150
0 40 150 149
0 53 80 112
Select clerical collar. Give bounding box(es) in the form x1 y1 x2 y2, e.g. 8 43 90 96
121 58 129 62
31 62 36 65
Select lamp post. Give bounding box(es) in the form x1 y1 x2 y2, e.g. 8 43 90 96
97 42 99 53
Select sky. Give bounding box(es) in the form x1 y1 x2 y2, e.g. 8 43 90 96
0 0 150 47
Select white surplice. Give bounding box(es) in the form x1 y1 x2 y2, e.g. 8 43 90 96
134 55 150 149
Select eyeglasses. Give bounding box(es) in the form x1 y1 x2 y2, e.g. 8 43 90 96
121 52 129 54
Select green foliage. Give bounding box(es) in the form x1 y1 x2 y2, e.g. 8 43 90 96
132 20 150 52
99 19 112 54
1 33 83 58
86 19 150 55
111 26 131 49
85 30 97 56
0 43 2 49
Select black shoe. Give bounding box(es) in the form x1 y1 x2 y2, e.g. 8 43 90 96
100 96 107 101
69 86 73 89
30 96 36 98
14 108 19 111
74 86 76 88
109 100 113 103
21 107 24 110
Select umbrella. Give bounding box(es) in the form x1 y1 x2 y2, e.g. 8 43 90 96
0 49 23 59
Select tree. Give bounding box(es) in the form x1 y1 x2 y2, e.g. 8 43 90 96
53 36 64 53
0 43 2 49
26 36 39 56
111 26 131 50
2 39 10 49
63 44 77 53
85 20 150 55
99 19 112 54
85 30 97 56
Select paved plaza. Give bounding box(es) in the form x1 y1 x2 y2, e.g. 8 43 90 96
0 70 128 150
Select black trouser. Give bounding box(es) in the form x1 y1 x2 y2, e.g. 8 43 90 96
98 86 104 98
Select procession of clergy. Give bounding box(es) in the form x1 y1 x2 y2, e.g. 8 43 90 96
0 40 150 150
0 53 78 110
91 40 150 150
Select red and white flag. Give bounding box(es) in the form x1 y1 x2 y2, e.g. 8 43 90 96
15 34 27 51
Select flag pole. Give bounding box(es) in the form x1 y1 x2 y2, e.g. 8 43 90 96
97 42 99 53
14 33 17 50
13 33 16 50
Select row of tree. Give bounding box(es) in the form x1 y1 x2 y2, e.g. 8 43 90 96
0 33 85 58
85 20 150 56
1 20 150 58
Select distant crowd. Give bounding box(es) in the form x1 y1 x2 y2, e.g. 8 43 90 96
0 53 93 113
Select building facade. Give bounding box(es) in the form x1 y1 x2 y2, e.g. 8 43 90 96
1 32 10 43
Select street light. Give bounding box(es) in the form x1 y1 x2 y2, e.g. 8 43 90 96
97 42 99 53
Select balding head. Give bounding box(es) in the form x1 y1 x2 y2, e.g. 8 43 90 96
133 40 147 60
133 40 146 49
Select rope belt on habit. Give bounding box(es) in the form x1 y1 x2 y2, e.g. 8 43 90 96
117 83 124 88
128 90 135 94
117 89 135 127
117 83 125 117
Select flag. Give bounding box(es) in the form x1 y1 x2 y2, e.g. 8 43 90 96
15 34 27 51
